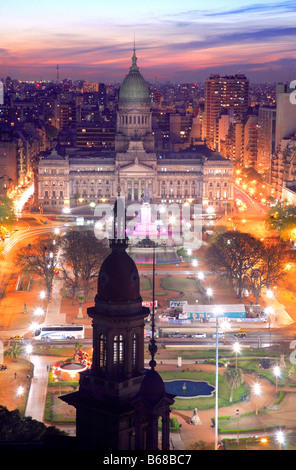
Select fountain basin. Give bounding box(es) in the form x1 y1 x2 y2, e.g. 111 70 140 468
164 380 215 398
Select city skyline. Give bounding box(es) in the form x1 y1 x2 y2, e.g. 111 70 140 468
0 0 296 83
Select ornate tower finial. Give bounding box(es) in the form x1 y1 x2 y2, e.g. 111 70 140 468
131 38 138 71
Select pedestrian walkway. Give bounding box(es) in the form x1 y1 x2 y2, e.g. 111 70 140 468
262 292 294 327
24 355 51 421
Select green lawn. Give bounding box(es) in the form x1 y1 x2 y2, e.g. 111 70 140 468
161 277 200 303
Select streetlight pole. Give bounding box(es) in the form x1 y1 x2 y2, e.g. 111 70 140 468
233 342 240 369
253 382 261 415
274 366 280 394
214 306 222 450
236 409 240 446
276 430 284 450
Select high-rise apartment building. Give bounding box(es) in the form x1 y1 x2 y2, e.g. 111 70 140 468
205 74 249 150
275 83 296 148
257 106 276 178
83 81 99 93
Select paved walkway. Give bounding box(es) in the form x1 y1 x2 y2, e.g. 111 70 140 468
24 355 52 421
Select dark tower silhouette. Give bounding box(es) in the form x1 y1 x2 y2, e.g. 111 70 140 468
61 198 174 450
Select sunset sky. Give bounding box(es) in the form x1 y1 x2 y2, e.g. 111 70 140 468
0 0 296 83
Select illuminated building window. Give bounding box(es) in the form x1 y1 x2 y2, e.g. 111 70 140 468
99 334 106 371
113 335 124 377
132 333 139 373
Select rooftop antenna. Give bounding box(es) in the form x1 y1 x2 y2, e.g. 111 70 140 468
148 246 157 370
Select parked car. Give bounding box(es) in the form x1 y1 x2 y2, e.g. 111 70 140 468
9 335 24 343
191 332 206 338
168 331 187 338
234 331 247 338
212 332 225 339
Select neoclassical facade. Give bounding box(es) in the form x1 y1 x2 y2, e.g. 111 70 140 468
37 50 234 212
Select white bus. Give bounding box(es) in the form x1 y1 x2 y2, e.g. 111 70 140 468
34 325 85 341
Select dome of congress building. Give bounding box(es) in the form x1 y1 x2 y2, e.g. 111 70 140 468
119 49 150 104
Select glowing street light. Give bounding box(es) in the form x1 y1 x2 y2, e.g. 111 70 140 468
16 385 24 397
266 289 274 298
213 306 223 450
25 344 33 355
192 259 198 268
198 272 204 281
206 288 213 302
253 382 261 415
233 342 241 368
265 306 274 344
276 430 285 450
34 307 44 317
40 290 46 308
273 366 281 393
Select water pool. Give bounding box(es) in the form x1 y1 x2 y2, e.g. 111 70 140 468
164 380 215 398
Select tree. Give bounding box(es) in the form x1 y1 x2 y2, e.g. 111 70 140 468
244 241 287 303
4 342 24 362
15 235 60 299
60 229 110 299
205 231 263 299
224 367 244 402
266 202 296 241
0 405 65 441
0 196 15 227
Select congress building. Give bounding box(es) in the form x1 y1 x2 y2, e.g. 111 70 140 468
36 49 234 213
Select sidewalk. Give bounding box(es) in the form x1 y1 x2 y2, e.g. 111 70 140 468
262 292 294 327
24 277 66 421
24 355 51 421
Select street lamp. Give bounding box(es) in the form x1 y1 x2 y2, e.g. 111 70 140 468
273 366 281 393
198 272 204 281
213 306 223 450
29 322 39 346
16 385 24 397
266 289 274 299
192 259 198 268
253 382 261 415
236 409 240 446
276 430 285 450
207 288 213 303
34 307 44 317
25 344 33 356
233 342 241 368
40 290 46 309
265 306 274 345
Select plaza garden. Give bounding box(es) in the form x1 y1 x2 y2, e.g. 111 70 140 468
30 344 296 441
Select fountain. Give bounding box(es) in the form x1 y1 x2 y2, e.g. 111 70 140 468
131 201 158 239
164 380 215 398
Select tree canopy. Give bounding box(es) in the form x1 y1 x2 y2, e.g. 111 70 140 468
0 196 15 226
266 202 296 241
60 229 110 300
15 235 59 298
0 406 65 442
205 230 287 302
